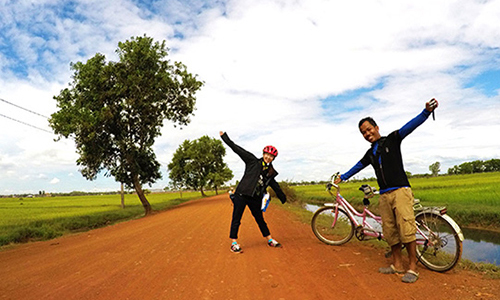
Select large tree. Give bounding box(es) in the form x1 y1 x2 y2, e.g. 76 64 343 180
168 136 233 196
49 35 203 215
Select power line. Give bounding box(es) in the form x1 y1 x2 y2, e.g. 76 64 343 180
0 113 52 134
0 98 49 118
0 97 53 133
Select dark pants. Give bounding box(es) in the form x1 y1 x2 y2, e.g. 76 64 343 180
229 193 270 239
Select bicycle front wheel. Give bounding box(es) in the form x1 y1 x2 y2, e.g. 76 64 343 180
311 206 354 245
415 212 463 272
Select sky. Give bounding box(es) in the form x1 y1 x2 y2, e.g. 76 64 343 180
1 0 499 195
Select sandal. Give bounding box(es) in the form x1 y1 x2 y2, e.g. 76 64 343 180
379 264 404 274
402 270 419 283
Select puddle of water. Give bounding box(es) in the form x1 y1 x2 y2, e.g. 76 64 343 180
461 228 500 266
306 204 500 266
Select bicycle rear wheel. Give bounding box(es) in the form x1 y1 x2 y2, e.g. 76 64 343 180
311 206 354 245
415 212 463 272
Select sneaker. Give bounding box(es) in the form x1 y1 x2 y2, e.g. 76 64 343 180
268 239 282 248
230 243 242 253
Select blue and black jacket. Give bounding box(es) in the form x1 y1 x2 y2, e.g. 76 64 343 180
340 109 432 194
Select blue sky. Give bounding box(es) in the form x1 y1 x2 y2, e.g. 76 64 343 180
1 0 499 195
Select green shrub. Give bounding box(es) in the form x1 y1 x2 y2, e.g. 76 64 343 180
269 181 299 203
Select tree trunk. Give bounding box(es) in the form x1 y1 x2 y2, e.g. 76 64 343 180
120 182 125 209
200 186 207 197
132 175 152 215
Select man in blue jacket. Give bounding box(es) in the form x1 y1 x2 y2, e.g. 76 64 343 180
220 132 287 253
335 99 438 283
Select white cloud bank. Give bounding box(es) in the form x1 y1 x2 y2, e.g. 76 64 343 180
0 0 499 194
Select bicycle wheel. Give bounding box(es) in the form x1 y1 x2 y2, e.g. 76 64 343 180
415 212 463 272
311 206 354 245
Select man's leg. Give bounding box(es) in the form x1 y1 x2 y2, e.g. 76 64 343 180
405 240 417 272
391 243 404 271
395 188 418 272
401 240 419 283
379 191 404 273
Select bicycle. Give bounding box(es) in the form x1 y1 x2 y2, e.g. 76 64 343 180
311 174 464 272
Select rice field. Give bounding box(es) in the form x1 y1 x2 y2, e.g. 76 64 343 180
0 191 215 246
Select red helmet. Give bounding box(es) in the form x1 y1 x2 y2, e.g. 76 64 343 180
263 145 278 157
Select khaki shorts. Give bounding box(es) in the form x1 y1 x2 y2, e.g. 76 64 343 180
379 187 416 246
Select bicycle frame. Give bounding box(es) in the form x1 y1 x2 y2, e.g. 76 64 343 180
325 189 383 240
325 183 458 247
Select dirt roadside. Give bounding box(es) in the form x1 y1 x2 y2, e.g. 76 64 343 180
0 194 498 300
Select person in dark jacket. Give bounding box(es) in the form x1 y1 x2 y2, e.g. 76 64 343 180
334 99 438 283
220 131 287 253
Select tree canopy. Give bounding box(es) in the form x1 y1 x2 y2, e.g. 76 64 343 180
429 161 441 177
447 159 500 175
49 35 203 215
168 136 233 196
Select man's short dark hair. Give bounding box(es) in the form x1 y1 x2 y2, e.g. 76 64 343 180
359 117 377 129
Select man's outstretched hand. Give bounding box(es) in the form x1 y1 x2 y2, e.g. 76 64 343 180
426 98 438 112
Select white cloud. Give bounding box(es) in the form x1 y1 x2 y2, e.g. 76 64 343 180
1 0 499 194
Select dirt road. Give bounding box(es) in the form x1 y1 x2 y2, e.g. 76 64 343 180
0 194 498 300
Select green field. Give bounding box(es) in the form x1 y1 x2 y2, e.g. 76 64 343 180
292 172 500 230
0 191 215 246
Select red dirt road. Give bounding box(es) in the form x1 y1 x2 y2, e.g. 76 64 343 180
0 194 498 300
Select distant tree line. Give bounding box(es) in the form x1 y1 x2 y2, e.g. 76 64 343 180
447 159 500 175
1 190 134 198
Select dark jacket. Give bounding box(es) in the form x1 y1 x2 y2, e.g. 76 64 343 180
341 109 432 193
360 131 410 191
221 132 287 203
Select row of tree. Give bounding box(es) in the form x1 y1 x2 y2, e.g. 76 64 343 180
447 159 500 175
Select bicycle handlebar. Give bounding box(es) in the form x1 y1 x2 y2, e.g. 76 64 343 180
326 173 382 206
326 173 340 192
327 172 380 197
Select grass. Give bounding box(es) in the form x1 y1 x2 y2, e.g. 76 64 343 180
459 259 500 279
0 191 215 246
410 173 500 229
